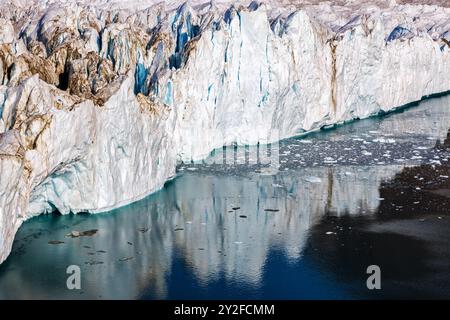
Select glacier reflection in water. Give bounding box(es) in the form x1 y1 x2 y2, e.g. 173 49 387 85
0 95 449 299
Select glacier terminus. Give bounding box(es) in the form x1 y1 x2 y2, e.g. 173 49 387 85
0 0 449 266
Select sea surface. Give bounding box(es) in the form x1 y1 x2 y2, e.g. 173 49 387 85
1 95 450 299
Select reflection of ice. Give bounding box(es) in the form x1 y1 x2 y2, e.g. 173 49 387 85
0 164 404 299
168 165 403 287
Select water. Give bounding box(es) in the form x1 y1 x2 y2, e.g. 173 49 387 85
0 95 450 299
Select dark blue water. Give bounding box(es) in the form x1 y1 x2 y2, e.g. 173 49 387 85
0 95 450 299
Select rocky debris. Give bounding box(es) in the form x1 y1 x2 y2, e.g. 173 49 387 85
66 229 98 238
119 257 133 262
48 240 64 245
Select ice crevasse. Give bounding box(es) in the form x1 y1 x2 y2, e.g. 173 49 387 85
0 0 449 263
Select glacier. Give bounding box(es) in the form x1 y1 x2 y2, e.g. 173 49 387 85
0 0 449 264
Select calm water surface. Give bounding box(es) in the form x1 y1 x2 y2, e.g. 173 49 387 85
1 95 450 299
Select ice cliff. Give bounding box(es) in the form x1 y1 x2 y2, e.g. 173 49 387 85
0 0 449 264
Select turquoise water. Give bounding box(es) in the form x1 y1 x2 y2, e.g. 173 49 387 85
0 95 450 299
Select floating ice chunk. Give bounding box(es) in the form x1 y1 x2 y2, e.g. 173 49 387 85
362 150 372 156
373 138 396 144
